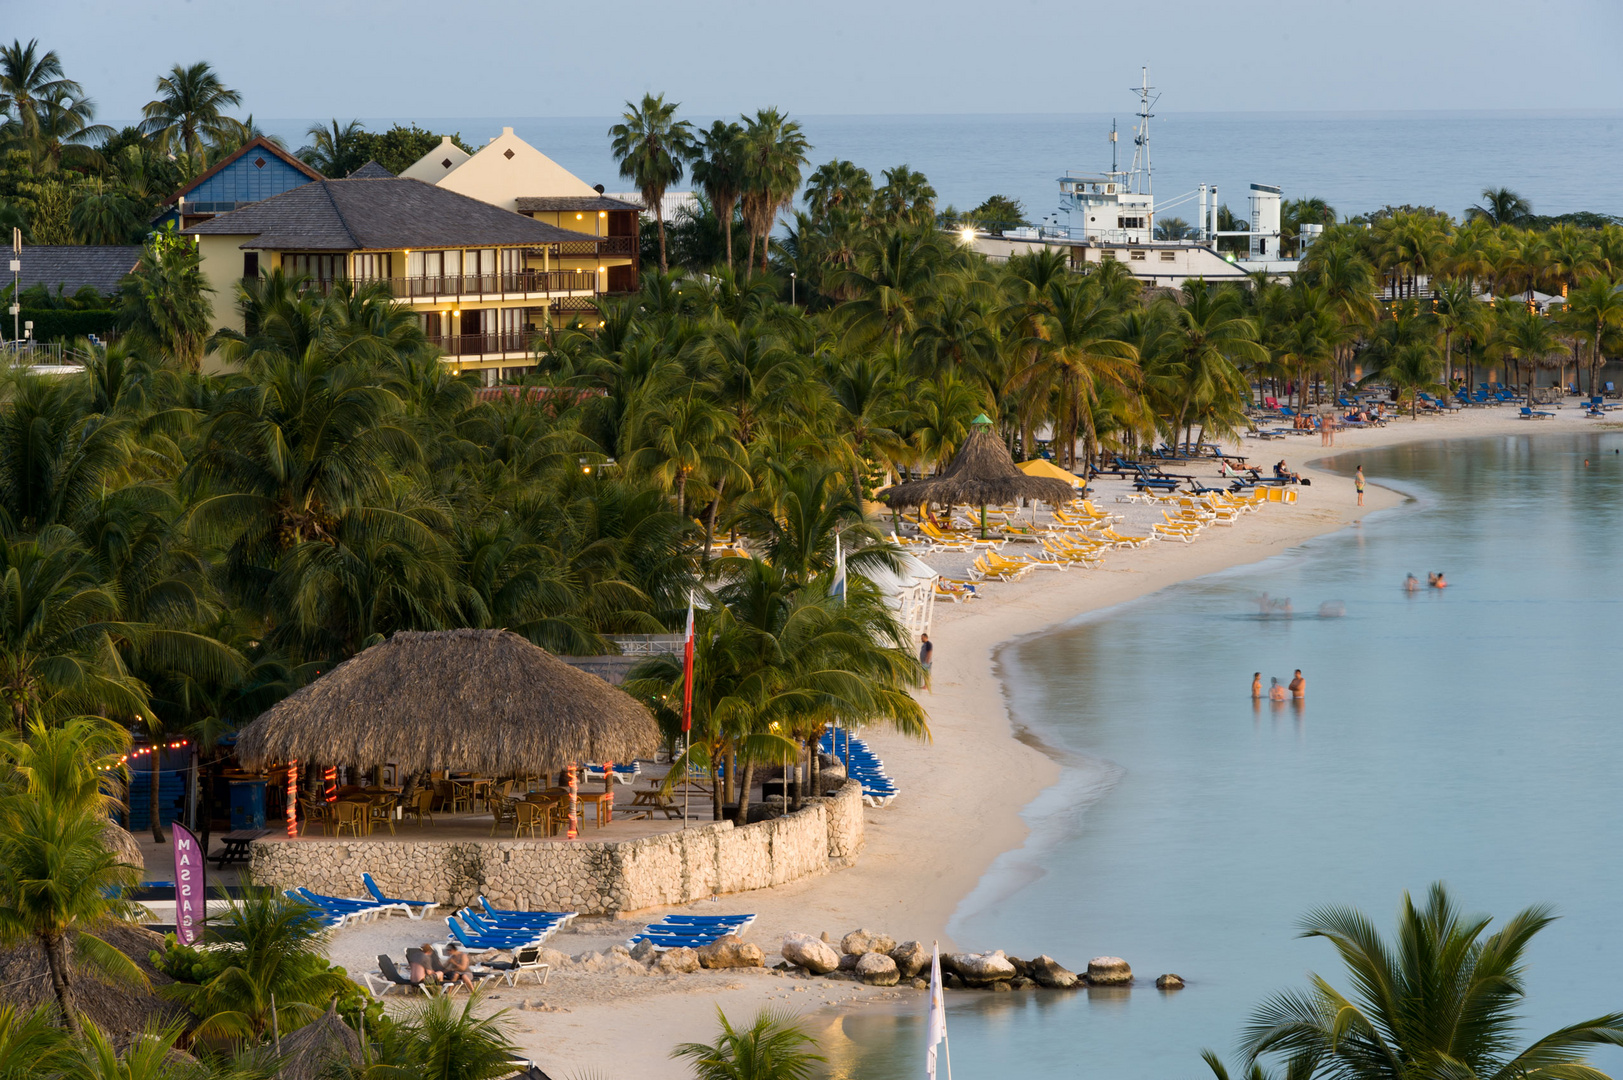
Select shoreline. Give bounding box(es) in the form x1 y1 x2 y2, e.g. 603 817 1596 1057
492 408 1615 1077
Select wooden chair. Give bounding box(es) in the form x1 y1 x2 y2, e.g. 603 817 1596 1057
488 797 518 836
402 787 434 829
298 798 332 836
332 799 368 837
367 795 396 836
513 801 545 839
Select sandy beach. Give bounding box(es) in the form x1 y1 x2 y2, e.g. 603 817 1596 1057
332 407 1619 1077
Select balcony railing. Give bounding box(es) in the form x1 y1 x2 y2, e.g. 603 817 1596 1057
596 235 637 257
279 270 599 301
426 331 542 358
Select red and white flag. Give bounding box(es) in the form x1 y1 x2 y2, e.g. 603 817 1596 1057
681 597 695 733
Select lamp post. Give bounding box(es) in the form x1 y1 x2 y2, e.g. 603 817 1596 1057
9 226 19 352
790 271 796 306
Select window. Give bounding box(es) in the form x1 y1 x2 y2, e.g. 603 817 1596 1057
1129 250 1147 262
1258 239 1269 255
243 252 258 279
353 252 391 281
1100 249 1117 261
1159 250 1176 263
1117 216 1145 230
280 253 343 282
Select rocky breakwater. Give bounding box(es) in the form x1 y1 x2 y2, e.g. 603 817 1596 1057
771 932 1189 993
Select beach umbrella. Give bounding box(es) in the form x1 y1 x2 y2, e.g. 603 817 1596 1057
877 415 1076 537
235 629 660 781
1015 458 1086 486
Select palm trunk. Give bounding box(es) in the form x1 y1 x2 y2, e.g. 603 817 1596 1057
149 732 166 844
656 202 669 273
703 477 726 558
723 749 734 805
40 932 80 1034
791 741 805 811
734 759 755 824
721 197 734 271
711 756 722 822
810 743 822 796
675 472 687 518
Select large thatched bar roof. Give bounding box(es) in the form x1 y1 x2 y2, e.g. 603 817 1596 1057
235 629 659 774
878 426 1077 509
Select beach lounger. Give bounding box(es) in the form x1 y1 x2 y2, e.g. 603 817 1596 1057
1519 406 1554 420
480 943 551 987
362 874 439 920
447 915 545 952
363 954 436 998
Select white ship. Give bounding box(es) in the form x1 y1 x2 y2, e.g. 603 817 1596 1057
966 69 1313 285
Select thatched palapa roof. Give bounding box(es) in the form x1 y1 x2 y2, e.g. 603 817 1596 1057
878 428 1077 509
235 629 660 774
273 1002 363 1080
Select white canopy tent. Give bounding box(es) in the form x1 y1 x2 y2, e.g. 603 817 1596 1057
858 551 938 639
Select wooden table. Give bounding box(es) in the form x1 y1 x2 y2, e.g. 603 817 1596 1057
629 790 680 820
448 777 492 815
213 830 267 869
575 790 614 827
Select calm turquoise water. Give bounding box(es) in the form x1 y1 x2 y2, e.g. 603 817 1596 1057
264 111 1623 222
818 432 1623 1079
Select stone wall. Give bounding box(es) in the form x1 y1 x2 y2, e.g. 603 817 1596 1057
249 780 865 915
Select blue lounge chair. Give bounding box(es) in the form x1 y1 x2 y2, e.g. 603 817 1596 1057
362 874 439 920
297 888 403 922
1519 406 1554 420
447 916 543 951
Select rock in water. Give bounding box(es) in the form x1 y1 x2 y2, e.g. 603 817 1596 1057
910 977 930 990
1155 973 1185 990
1010 976 1035 990
656 947 701 975
856 953 900 986
890 940 930 979
946 951 1017 987
990 980 1012 992
1087 956 1132 985
697 936 764 969
782 933 841 974
629 939 657 963
1028 955 1079 988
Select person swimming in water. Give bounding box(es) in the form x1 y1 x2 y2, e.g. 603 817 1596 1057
1432 572 1448 588
1289 670 1305 699
1251 672 1262 699
1268 677 1287 702
1405 573 1419 592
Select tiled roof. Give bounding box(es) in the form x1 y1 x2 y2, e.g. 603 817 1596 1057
346 160 394 179
516 195 643 214
15 245 142 296
185 177 599 251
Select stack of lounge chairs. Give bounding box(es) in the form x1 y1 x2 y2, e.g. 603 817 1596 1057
287 888 410 927
629 914 756 950
819 729 898 806
447 902 576 951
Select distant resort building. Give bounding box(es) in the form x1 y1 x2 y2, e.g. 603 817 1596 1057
11 245 140 298
153 136 324 230
184 175 604 381
400 129 641 293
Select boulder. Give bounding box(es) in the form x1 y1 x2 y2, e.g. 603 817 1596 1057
1006 956 1031 978
629 939 657 963
1087 956 1132 986
1028 955 1079 989
943 972 963 990
910 977 929 990
820 931 833 943
837 952 861 971
855 953 900 987
842 929 893 956
990 980 1012 992
782 933 841 975
890 941 930 979
945 951 1016 987
697 936 764 970
1155 973 1185 990
1010 977 1035 990
656 947 701 975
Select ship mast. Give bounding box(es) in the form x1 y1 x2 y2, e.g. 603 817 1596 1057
1127 66 1158 196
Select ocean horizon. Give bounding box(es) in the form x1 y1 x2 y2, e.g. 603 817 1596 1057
254 109 1623 227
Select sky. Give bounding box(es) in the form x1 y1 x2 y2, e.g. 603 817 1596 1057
16 0 1623 124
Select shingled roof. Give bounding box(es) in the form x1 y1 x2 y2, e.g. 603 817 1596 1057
516 195 643 214
185 177 598 251
15 245 141 297
346 160 394 179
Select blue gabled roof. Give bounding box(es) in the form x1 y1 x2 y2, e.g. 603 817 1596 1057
154 137 324 225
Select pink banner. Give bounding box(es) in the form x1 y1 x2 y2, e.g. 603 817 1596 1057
172 824 206 946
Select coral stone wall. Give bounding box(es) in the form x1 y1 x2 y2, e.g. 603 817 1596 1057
249 780 865 915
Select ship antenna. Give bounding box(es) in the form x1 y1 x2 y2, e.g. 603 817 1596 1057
1110 118 1118 175
1129 65 1159 195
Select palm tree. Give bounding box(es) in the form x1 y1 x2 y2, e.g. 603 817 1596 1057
609 93 695 273
161 888 354 1042
739 109 810 274
838 227 953 349
1467 186 1533 227
1236 884 1623 1080
23 91 111 172
1562 275 1623 394
139 61 243 162
804 159 874 222
624 389 748 517
0 1003 64 1076
116 224 215 372
299 118 366 177
1014 277 1138 468
0 724 146 1033
674 1007 824 1080
1496 304 1563 401
53 1020 190 1080
1430 278 1485 389
69 178 142 244
0 40 81 144
873 166 936 227
690 121 745 271
366 993 519 1080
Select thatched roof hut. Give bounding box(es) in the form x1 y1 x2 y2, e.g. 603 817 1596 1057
0 923 184 1036
235 629 660 774
101 822 144 869
273 1002 362 1080
878 427 1077 509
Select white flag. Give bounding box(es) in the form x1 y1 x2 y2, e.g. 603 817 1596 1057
926 941 947 1080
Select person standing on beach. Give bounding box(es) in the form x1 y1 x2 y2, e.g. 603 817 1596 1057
1356 465 1365 506
1289 670 1306 699
918 633 933 693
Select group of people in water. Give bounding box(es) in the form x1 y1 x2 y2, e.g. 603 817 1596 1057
1405 572 1448 590
1252 670 1305 702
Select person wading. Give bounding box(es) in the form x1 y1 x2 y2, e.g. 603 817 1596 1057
918 633 933 693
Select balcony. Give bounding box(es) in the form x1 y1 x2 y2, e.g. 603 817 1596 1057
426 331 541 360
278 270 599 303
596 235 637 257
